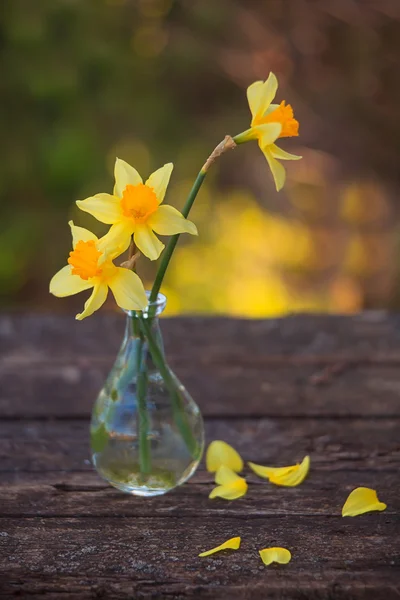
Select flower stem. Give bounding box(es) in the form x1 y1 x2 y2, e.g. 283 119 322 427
149 135 236 303
139 316 200 459
136 363 151 479
149 171 205 304
131 317 151 478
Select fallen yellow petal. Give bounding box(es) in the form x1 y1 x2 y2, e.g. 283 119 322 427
259 547 292 566
342 487 387 517
198 536 241 557
248 456 310 487
248 462 295 479
209 466 248 500
206 440 243 473
215 465 242 485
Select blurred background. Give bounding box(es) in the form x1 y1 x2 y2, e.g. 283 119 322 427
1 0 400 317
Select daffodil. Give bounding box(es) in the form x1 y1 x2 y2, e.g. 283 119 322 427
248 455 310 487
209 465 248 500
206 440 243 473
342 487 387 517
259 547 292 566
50 221 147 320
234 72 301 191
198 536 241 557
76 159 197 261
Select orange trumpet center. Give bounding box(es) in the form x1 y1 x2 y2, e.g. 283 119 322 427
120 183 158 224
68 240 102 280
254 101 299 138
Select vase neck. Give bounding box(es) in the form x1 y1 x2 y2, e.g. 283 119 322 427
121 292 167 368
123 291 166 341
124 313 161 340
124 291 167 319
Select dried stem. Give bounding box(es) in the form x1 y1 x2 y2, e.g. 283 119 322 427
120 251 141 270
201 135 236 174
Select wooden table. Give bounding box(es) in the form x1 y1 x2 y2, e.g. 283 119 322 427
0 313 399 599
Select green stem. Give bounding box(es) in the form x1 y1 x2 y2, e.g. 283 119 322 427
139 316 199 459
132 316 151 477
137 366 151 479
149 134 236 304
150 171 206 303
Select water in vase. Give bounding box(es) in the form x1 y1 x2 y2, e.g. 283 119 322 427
91 294 204 496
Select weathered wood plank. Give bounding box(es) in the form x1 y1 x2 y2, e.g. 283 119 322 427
1 574 398 600
1 314 400 599
2 314 400 418
3 360 400 418
0 418 399 475
0 515 398 599
3 312 400 359
0 469 397 518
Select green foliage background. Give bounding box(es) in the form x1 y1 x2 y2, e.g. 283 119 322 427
1 0 400 314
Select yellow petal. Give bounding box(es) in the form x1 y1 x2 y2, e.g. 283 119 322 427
145 163 173 204
206 440 243 473
259 547 291 566
209 467 248 500
108 267 148 311
248 462 296 479
198 537 241 557
68 220 98 249
249 456 310 487
114 158 142 197
342 487 387 517
99 222 133 258
76 283 108 320
254 123 282 147
134 224 165 261
148 205 198 236
248 73 278 121
262 147 286 191
50 265 93 297
269 456 310 487
247 81 265 119
76 194 122 225
270 143 302 161
215 465 242 485
209 479 248 500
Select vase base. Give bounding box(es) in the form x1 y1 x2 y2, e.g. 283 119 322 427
92 444 203 497
109 480 172 497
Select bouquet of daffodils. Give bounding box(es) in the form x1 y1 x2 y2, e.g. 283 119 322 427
50 74 300 496
50 73 300 318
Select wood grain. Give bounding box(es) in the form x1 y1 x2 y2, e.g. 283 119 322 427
0 314 399 599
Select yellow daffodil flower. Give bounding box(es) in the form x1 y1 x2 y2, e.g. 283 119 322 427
235 72 301 191
198 536 241 557
50 221 147 320
342 487 387 517
248 455 310 487
259 547 292 566
206 440 243 473
76 158 197 261
209 465 248 500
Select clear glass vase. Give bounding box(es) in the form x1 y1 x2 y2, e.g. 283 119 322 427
90 293 204 496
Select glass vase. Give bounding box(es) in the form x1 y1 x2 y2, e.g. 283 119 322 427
90 293 204 496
